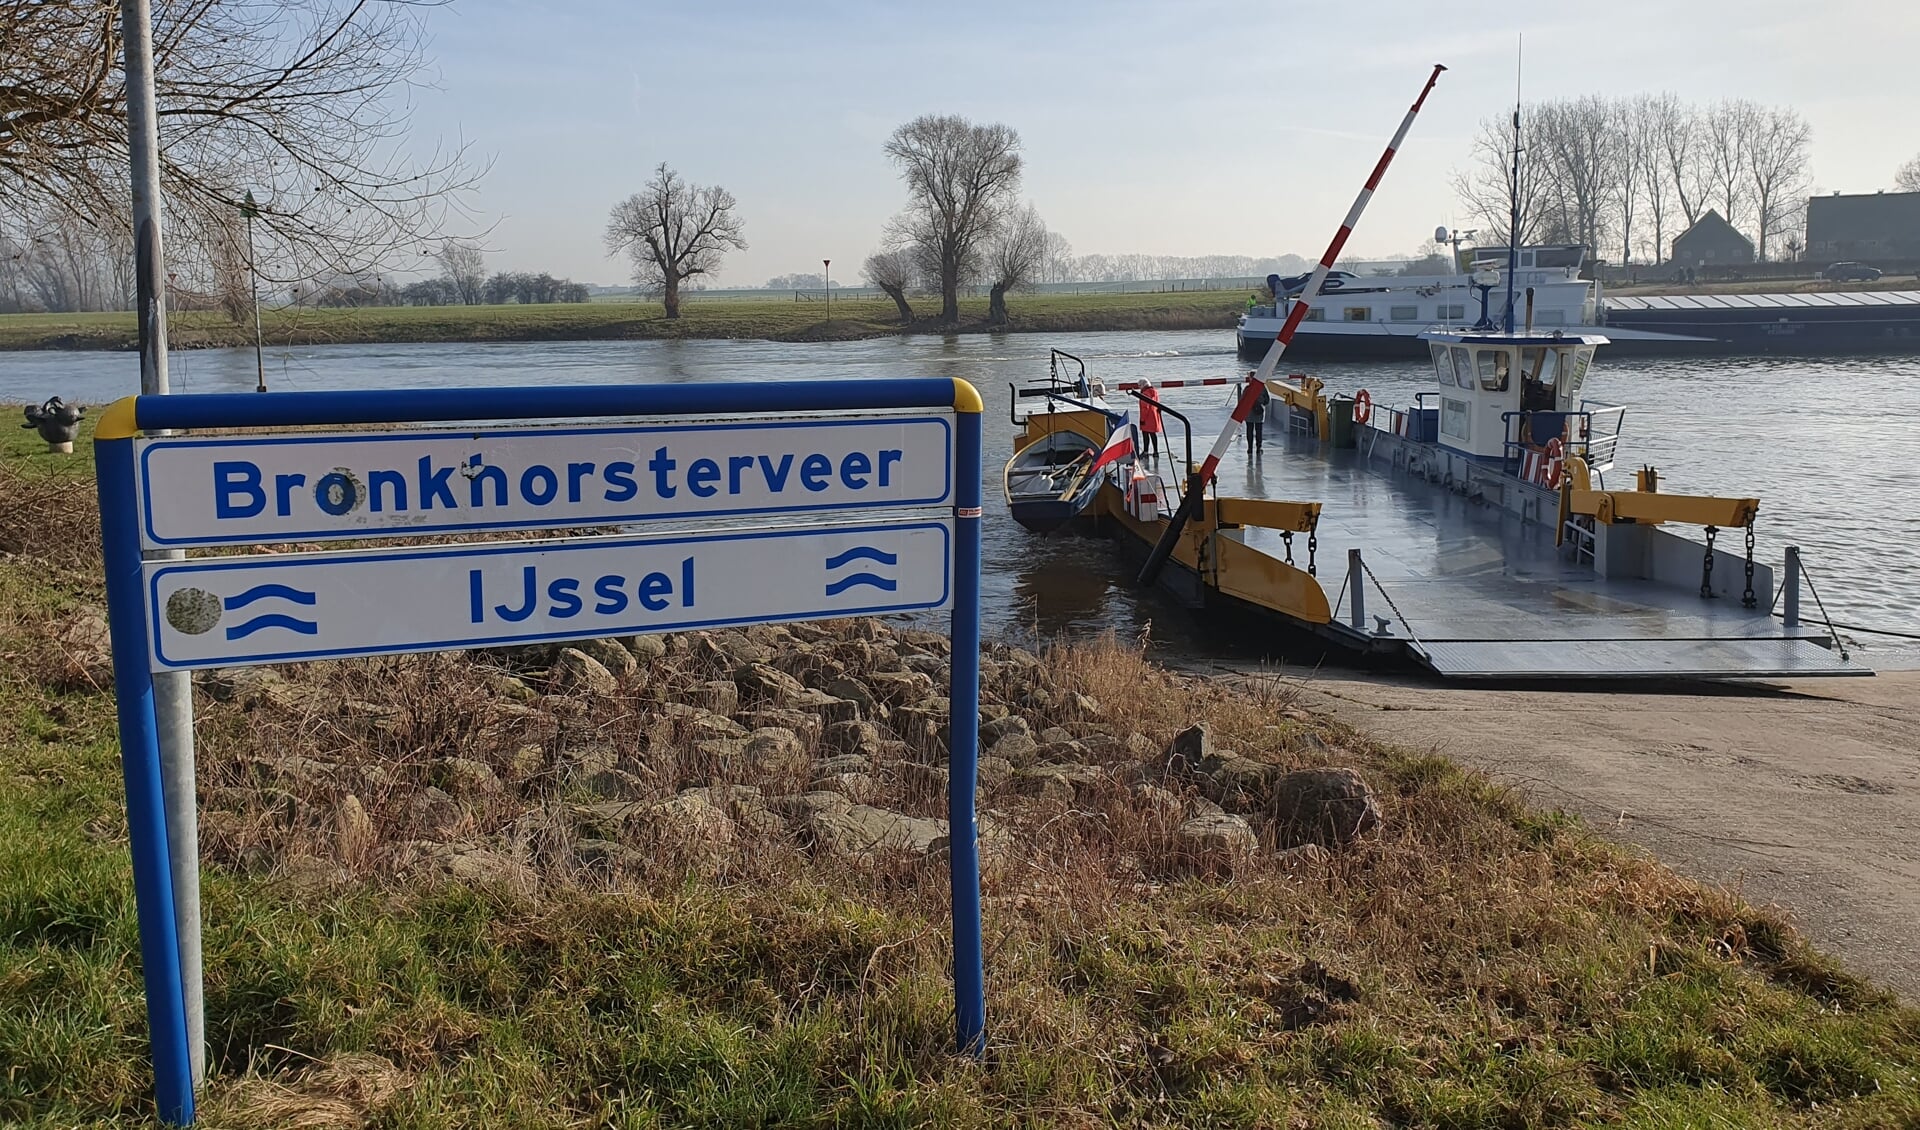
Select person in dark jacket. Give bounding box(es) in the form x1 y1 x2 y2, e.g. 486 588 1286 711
1243 372 1270 451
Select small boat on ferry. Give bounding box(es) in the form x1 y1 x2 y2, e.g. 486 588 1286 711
1003 350 1123 534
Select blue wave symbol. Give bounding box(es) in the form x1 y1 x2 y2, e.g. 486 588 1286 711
223 583 317 611
824 546 899 570
226 613 319 640
825 572 898 597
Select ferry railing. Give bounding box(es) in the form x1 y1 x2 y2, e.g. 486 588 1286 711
1500 404 1627 478
1125 388 1195 506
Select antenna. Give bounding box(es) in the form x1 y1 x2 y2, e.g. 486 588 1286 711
1504 33 1523 334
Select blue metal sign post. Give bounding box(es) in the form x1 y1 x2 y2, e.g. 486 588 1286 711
91 379 986 1124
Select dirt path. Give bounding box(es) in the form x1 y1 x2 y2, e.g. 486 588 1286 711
1270 670 1920 998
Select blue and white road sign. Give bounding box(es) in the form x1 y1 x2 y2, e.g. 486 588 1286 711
146 519 951 669
94 380 988 1127
135 415 953 548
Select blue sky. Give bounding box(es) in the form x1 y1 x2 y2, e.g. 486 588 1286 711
405 0 1920 286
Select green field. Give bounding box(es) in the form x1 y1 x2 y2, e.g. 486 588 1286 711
0 290 1250 352
4 419 1920 1127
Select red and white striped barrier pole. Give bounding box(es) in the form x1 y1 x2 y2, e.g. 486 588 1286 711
1253 63 1446 386
1138 63 1445 587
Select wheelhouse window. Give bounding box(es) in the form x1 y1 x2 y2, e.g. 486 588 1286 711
1477 348 1510 391
1449 347 1474 389
1344 307 1371 322
1521 348 1560 411
1430 342 1455 385
1391 305 1420 321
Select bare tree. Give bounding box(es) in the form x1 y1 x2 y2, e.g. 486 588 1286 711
1744 106 1812 260
1630 95 1677 265
1652 95 1708 230
434 239 487 305
0 0 478 290
1702 100 1756 233
1450 109 1553 248
1040 231 1074 284
603 163 747 319
985 204 1049 325
1900 155 1920 193
862 248 918 324
884 115 1023 323
1533 96 1619 260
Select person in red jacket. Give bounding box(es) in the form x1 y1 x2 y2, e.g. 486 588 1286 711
1138 381 1164 460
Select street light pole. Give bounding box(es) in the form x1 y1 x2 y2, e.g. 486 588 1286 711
243 191 265 392
823 259 831 323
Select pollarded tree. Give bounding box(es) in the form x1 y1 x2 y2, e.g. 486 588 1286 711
884 115 1023 323
985 204 1048 326
604 163 746 319
862 248 918 324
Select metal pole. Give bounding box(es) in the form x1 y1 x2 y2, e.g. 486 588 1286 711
120 0 204 1092
823 259 831 323
948 383 986 1054
1784 545 1801 628
1349 548 1366 630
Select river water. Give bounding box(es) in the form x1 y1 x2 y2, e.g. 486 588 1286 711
4 331 1916 665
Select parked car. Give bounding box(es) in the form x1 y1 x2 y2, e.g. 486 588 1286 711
1822 262 1883 282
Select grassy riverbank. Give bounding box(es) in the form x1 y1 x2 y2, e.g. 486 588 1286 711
0 291 1248 352
4 421 1920 1127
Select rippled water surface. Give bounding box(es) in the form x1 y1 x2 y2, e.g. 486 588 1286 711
5 331 1915 663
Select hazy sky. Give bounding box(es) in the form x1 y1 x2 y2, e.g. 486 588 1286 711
406 0 1920 287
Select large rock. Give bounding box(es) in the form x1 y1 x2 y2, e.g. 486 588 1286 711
978 715 1032 747
744 727 807 775
1013 762 1107 805
822 720 887 757
335 794 375 864
1176 811 1258 876
408 786 465 841
741 708 823 748
1268 767 1381 847
577 637 640 680
771 792 948 860
1199 752 1276 810
1161 724 1213 781
622 634 668 664
869 670 935 708
786 687 862 726
693 680 739 716
734 662 805 705
52 604 112 685
825 677 881 720
432 756 503 798
553 648 619 696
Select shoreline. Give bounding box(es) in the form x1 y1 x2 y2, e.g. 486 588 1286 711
0 291 1246 352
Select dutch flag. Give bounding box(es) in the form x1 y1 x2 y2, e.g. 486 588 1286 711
1088 423 1137 476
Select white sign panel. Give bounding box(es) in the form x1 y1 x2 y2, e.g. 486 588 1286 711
136 415 953 548
146 519 951 670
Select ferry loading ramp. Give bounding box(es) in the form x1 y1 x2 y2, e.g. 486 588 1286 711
1192 435 1867 681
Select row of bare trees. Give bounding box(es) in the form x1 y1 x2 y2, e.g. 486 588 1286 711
1454 94 1814 265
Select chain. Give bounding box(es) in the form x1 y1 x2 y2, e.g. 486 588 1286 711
1741 522 1757 609
1281 531 1294 565
1700 525 1718 599
1356 554 1424 650
1307 525 1319 576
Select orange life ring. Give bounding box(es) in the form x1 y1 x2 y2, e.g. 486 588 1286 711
1353 388 1373 425
1543 437 1565 488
